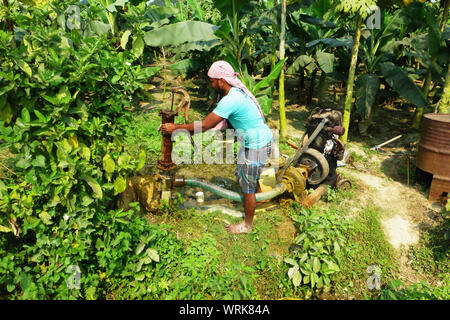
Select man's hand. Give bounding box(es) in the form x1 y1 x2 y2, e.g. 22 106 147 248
160 123 177 135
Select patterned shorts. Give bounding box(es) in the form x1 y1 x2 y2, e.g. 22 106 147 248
235 141 272 194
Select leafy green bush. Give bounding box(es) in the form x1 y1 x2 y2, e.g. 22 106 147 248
0 1 164 299
284 204 350 293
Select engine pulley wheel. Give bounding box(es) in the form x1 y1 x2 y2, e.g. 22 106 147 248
296 148 329 186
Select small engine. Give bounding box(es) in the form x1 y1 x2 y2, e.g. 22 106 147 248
301 108 346 186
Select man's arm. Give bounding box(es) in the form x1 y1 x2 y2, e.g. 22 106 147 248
161 112 224 135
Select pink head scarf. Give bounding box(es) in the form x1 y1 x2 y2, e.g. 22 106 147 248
207 61 265 130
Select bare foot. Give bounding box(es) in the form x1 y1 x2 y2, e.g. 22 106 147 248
226 222 252 234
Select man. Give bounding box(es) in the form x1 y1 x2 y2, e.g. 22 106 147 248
160 61 273 234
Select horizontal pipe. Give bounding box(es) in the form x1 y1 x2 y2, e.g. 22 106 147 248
185 178 287 202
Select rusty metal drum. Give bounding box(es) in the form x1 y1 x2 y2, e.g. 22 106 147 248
416 113 450 202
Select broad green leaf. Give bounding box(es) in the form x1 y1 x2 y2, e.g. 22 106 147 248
299 14 337 28
295 233 307 243
380 62 427 108
16 59 32 77
21 108 30 123
136 242 146 255
186 0 204 19
103 154 116 174
80 195 93 206
252 58 287 94
79 144 91 161
292 269 302 287
0 225 12 233
33 110 47 123
303 275 310 284
144 21 220 47
59 138 72 153
85 286 97 300
95 238 105 250
288 266 297 279
300 262 312 275
38 211 52 225
136 259 144 272
132 35 144 58
327 260 340 272
316 51 334 74
172 39 220 54
0 102 13 124
68 134 78 149
256 95 273 117
146 248 159 262
136 66 161 80
287 55 315 74
83 176 103 200
317 276 324 289
117 152 130 167
312 257 321 274
168 58 202 76
16 157 31 169
136 150 146 171
0 83 15 96
89 20 110 35
212 0 254 19
31 155 46 168
121 30 131 50
113 175 127 195
284 258 298 267
306 37 353 49
311 273 319 288
355 74 379 119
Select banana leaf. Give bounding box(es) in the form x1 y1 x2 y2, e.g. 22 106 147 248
299 14 337 28
167 58 202 76
186 0 205 20
252 58 287 94
287 55 315 74
143 21 220 47
212 0 256 19
306 37 353 49
316 51 334 74
355 74 379 119
380 62 427 108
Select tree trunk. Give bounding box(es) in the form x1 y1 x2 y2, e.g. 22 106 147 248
317 70 327 105
436 58 450 114
308 69 317 106
412 69 432 128
441 0 449 32
341 16 363 144
299 68 305 100
271 0 278 71
278 0 287 138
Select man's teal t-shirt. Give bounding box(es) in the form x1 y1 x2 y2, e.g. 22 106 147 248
212 87 273 149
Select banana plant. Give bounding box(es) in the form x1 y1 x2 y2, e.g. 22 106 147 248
355 3 447 132
333 0 379 143
94 0 129 36
240 58 288 116
211 0 256 74
286 0 346 105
